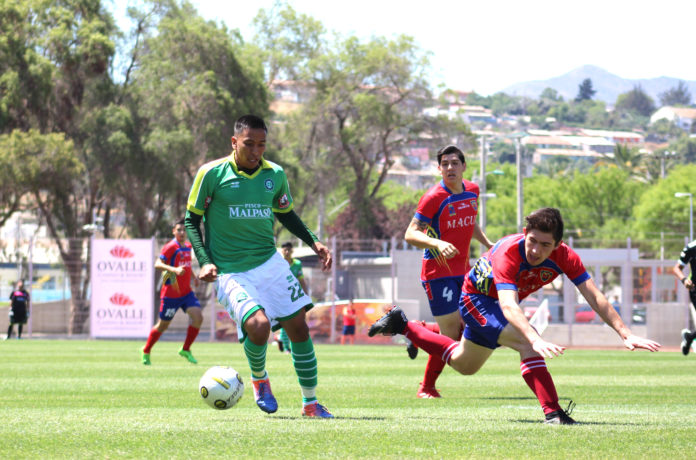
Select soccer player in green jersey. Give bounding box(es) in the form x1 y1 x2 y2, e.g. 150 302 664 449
185 114 334 418
276 241 310 354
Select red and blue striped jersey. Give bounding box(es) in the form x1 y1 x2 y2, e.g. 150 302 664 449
415 179 480 281
159 239 193 299
464 233 590 301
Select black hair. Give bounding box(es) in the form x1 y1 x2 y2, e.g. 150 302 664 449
436 145 465 165
174 218 185 227
234 114 268 135
525 207 564 243
281 241 293 249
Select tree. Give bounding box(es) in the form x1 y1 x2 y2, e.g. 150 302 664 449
0 0 268 333
603 143 646 180
111 0 269 236
521 167 644 246
0 0 118 334
658 81 692 107
540 87 563 102
252 4 472 239
615 85 656 117
633 164 696 255
249 1 325 86
575 78 596 102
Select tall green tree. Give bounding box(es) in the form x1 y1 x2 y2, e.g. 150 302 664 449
252 4 471 239
521 167 644 245
658 81 692 107
109 0 269 236
575 78 596 102
615 85 656 117
0 0 117 333
633 164 696 255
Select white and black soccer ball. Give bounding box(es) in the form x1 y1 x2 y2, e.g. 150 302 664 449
199 366 244 410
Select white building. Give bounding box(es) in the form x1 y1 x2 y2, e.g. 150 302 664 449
650 106 696 132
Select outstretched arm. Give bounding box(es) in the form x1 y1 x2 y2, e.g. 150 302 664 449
577 279 660 352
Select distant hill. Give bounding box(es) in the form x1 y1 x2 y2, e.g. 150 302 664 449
501 65 696 105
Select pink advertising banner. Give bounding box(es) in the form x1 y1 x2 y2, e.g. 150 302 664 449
90 239 155 338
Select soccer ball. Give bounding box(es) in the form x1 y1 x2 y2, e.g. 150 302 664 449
199 366 244 410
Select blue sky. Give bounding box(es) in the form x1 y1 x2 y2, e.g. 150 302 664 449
110 0 695 96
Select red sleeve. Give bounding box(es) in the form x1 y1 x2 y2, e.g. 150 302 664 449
160 241 175 263
492 245 522 287
415 186 439 223
558 245 588 283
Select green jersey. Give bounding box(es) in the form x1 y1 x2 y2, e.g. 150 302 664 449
289 258 304 280
187 155 294 273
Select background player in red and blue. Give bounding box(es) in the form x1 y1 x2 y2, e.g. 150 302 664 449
141 218 202 365
7 279 29 340
403 144 494 398
370 207 660 424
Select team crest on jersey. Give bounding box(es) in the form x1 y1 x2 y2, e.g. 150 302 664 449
540 269 553 283
264 179 274 191
236 292 248 303
448 203 456 217
470 199 478 212
204 196 212 209
278 193 290 209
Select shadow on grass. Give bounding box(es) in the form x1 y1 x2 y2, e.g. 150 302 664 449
512 419 621 426
266 416 389 421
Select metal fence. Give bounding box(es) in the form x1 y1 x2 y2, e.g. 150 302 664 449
0 236 692 345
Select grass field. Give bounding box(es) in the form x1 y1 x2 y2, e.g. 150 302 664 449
1 339 695 459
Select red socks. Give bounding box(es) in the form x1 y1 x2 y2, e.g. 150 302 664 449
422 354 446 388
520 357 562 414
143 328 162 353
183 325 200 351
404 322 458 365
420 322 448 388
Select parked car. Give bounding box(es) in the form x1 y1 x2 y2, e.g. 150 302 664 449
574 305 595 323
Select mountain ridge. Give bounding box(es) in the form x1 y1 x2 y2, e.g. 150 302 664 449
501 65 696 105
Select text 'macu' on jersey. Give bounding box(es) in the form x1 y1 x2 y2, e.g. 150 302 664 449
186 155 293 274
415 179 480 281
464 233 590 301
159 238 193 299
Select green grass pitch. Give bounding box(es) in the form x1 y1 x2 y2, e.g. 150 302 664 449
1 339 695 459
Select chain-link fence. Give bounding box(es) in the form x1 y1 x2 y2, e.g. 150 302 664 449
0 236 692 346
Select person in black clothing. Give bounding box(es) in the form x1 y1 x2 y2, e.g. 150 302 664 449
674 240 696 355
7 280 29 339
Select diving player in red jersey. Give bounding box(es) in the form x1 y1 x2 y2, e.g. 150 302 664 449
141 218 203 365
404 145 494 398
370 207 660 424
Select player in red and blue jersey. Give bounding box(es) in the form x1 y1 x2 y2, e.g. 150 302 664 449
141 218 202 365
404 145 494 398
370 207 660 424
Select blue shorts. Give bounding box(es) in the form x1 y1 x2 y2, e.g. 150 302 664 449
422 276 464 316
459 292 508 349
159 291 201 321
342 325 355 335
